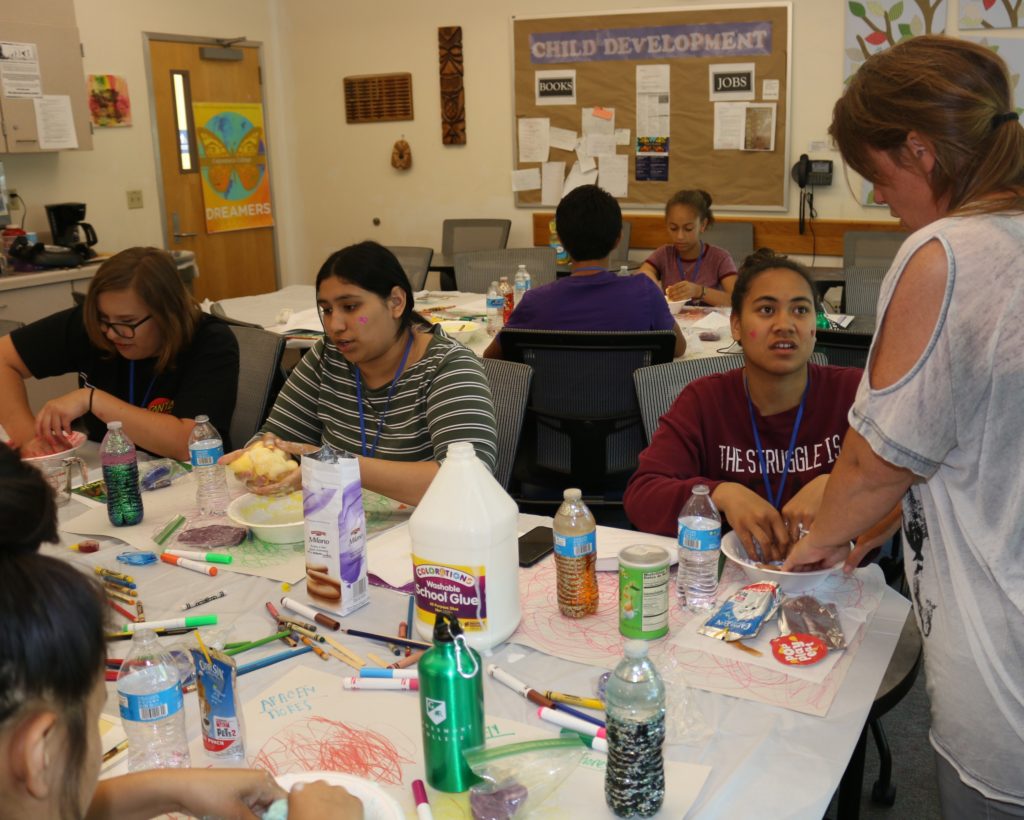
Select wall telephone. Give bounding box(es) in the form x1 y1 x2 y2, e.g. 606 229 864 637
791 154 833 188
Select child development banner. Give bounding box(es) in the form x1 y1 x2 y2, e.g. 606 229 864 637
192 101 273 234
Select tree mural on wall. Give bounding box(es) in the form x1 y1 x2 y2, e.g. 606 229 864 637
961 0 1024 30
844 0 948 81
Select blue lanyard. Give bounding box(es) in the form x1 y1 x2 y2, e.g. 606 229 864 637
744 372 810 509
571 265 607 274
128 360 158 409
355 331 414 458
675 241 704 285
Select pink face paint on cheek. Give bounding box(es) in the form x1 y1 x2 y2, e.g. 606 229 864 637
357 316 368 324
748 330 757 339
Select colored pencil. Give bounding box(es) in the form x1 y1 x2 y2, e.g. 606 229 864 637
224 630 292 656
338 626 431 651
236 645 313 676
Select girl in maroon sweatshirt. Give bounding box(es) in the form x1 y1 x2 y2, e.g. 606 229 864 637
624 251 862 560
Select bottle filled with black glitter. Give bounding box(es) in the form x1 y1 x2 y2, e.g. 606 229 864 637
605 640 666 817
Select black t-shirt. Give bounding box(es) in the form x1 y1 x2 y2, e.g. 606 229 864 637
11 307 240 448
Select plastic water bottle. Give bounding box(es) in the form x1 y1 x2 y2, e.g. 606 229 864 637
116 628 191 772
189 414 229 515
553 488 598 618
619 265 630 276
499 276 514 323
520 263 531 293
486 280 503 336
677 484 722 611
101 421 143 526
605 640 666 817
513 265 528 306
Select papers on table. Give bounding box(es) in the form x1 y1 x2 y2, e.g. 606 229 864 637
825 313 855 328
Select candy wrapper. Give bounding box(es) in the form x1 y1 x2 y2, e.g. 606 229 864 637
779 595 847 650
299 445 369 616
698 581 780 642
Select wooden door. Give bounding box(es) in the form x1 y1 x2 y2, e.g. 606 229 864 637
149 39 277 301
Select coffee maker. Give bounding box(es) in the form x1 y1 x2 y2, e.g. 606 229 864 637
45 202 98 259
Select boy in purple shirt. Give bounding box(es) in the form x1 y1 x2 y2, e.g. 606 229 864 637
484 185 685 359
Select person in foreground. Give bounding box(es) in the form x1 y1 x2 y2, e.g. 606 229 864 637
637 189 737 307
483 184 685 358
625 250 896 559
0 443 362 820
0 247 239 460
227 241 497 506
781 36 1024 817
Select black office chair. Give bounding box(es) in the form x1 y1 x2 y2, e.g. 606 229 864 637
386 245 433 291
815 326 874 369
498 329 676 511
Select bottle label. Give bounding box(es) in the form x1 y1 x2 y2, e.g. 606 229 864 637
190 441 224 467
679 525 721 552
412 555 487 631
553 531 595 559
486 297 504 310
118 682 183 723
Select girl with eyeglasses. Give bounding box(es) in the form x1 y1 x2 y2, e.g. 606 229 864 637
0 247 239 460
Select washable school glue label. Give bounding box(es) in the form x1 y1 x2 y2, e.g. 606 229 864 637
118 683 183 723
412 555 487 631
554 531 595 558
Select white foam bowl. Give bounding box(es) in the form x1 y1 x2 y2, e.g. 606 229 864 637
439 319 480 343
227 491 304 544
275 772 404 819
721 531 833 595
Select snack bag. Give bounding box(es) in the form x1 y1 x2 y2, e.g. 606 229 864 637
300 445 368 616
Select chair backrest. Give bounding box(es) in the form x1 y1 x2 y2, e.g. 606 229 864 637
814 328 872 369
0 318 25 335
386 245 433 291
704 222 754 268
480 358 533 490
842 230 909 270
609 220 632 269
441 219 511 257
842 265 889 317
499 329 676 496
633 352 827 444
227 323 286 448
453 247 557 293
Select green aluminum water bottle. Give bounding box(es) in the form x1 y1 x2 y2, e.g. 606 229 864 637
418 612 484 792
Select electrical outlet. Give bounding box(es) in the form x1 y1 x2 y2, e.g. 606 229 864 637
126 189 144 209
7 188 19 209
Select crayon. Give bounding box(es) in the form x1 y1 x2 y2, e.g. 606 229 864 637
106 598 138 623
95 567 133 583
103 582 137 598
100 575 137 590
301 635 330 661
543 690 605 711
342 677 419 691
181 590 226 611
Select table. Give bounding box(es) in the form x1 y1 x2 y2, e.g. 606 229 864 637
52 460 907 819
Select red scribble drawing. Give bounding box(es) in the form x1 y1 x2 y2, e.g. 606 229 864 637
253 716 414 783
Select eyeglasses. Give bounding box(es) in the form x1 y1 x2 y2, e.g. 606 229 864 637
99 315 152 339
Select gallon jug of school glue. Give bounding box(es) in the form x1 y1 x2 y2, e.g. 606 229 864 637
409 441 520 651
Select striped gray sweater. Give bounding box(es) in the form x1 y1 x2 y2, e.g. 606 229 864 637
261 328 498 471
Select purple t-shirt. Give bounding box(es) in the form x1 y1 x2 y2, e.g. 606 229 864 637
644 242 738 291
503 270 676 333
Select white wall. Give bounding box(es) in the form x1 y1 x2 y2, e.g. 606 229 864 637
5 0 915 290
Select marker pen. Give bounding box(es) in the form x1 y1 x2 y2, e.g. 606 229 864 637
121 615 218 633
164 548 232 564
281 596 340 630
160 553 218 576
342 677 419 691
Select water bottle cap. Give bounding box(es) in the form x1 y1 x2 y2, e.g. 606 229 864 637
195 414 210 424
693 484 709 495
623 639 649 659
563 487 582 501
446 441 475 460
107 421 123 430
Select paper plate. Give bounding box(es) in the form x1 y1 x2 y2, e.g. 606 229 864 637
274 772 405 819
18 431 87 463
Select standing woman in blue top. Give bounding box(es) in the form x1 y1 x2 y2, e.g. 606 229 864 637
0 247 239 460
638 189 738 307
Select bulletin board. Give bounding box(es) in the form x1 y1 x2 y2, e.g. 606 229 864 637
512 4 791 210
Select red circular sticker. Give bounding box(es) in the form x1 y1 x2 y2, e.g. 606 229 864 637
770 633 828 666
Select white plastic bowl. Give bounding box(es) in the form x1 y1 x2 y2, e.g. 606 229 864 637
721 531 834 595
439 319 480 343
227 491 304 544
275 772 403 819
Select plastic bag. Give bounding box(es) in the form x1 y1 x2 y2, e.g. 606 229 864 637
465 736 584 819
140 458 190 491
654 656 713 746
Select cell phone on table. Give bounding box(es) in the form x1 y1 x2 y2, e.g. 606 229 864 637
518 525 554 567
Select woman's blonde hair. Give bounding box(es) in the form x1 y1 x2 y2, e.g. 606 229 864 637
83 247 200 372
830 35 1024 214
